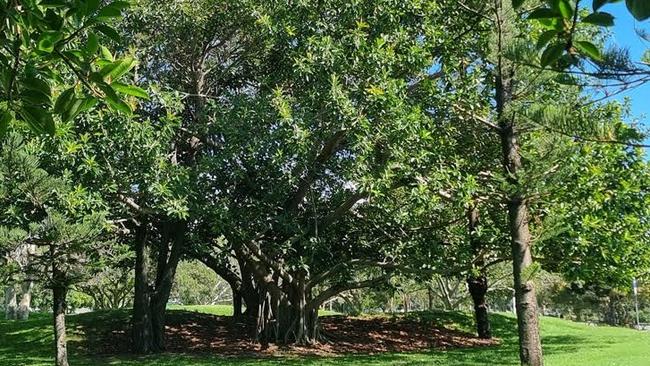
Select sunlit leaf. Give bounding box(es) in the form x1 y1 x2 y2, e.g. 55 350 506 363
582 12 615 27
575 41 603 61
541 43 565 67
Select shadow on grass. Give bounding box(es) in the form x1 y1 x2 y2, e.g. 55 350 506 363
0 313 54 366
0 309 594 366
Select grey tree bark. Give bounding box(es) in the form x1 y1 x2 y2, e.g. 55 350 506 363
4 286 17 320
52 282 69 366
16 280 33 320
494 0 543 364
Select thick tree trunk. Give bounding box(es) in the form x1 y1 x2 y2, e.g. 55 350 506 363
52 285 69 366
467 275 491 339
466 207 491 339
132 220 185 353
17 280 33 320
232 288 243 319
132 223 155 353
4 286 17 320
240 262 260 320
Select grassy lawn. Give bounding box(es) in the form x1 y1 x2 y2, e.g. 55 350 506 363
1 306 648 366
166 304 341 317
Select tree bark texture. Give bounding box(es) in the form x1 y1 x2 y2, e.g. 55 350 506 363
52 284 69 366
466 207 492 339
17 280 33 320
132 220 186 353
4 286 17 320
467 275 491 339
494 0 543 363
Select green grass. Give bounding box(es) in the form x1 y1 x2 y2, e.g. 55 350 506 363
1 306 648 366
167 304 234 316
166 304 341 317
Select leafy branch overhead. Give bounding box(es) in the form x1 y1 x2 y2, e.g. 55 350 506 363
0 0 147 137
514 0 650 67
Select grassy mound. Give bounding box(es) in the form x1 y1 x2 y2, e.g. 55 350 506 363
0 306 648 365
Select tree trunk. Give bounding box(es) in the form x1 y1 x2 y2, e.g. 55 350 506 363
403 293 409 313
52 285 69 366
132 223 155 353
232 288 243 319
4 286 17 320
467 275 491 339
466 207 491 339
150 293 167 351
508 198 543 366
152 220 187 351
16 280 33 320
240 263 260 320
427 287 434 311
494 0 543 363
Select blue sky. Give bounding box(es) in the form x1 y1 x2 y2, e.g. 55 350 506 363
605 4 650 145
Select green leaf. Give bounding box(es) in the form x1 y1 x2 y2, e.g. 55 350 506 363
37 31 62 53
85 33 99 56
582 12 615 26
0 109 12 136
96 24 121 42
23 76 52 96
97 83 132 115
96 1 130 20
54 88 76 115
39 0 68 8
60 98 83 123
575 40 603 61
626 0 650 21
555 0 574 18
100 45 114 61
529 8 563 19
541 43 566 67
19 106 56 135
81 0 102 16
77 97 98 114
111 82 149 99
554 73 578 85
512 0 525 9
592 0 609 11
104 57 136 80
537 30 558 50
20 90 52 107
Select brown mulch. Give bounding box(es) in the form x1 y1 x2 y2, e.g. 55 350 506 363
74 311 498 357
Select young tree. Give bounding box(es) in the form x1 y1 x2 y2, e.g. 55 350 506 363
0 132 106 366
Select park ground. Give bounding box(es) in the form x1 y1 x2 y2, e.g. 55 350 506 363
1 306 649 366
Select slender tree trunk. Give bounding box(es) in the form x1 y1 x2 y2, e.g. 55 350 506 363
4 286 17 320
507 196 543 365
427 287 434 311
467 275 491 339
132 223 155 353
494 0 542 363
52 284 69 366
403 293 409 313
16 280 33 320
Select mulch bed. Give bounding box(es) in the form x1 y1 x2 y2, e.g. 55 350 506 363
74 311 498 357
